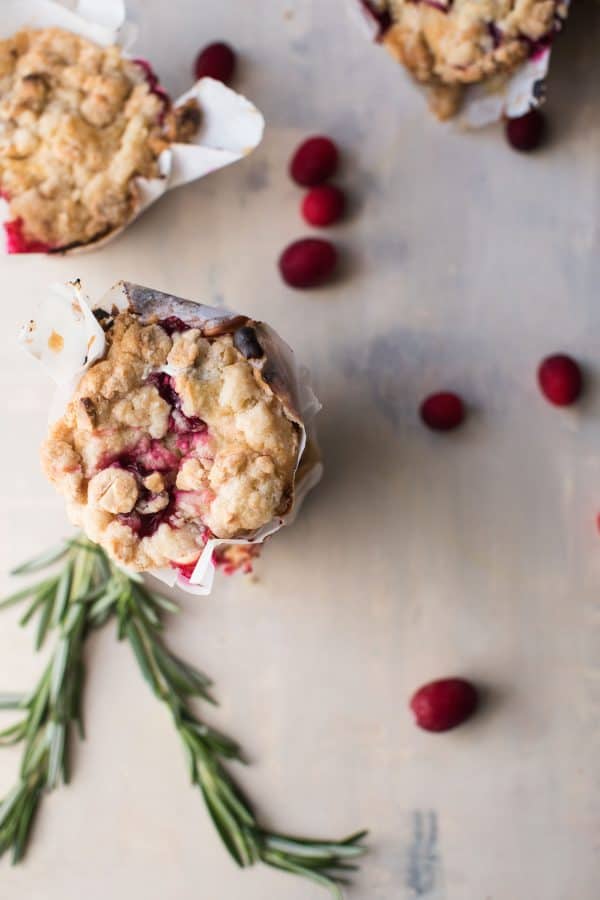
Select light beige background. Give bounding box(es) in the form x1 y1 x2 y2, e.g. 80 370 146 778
1 1 600 898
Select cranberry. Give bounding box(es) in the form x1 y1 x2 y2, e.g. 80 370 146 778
194 42 236 84
278 238 337 289
410 678 479 732
537 354 582 406
505 109 546 152
301 185 345 227
289 136 339 186
420 392 465 431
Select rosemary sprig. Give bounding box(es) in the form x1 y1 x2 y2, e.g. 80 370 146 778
0 539 367 894
0 538 104 862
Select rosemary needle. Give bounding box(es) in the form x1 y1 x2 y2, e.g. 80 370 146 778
0 537 367 893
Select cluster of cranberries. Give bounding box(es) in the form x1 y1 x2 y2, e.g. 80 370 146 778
420 353 582 433
279 136 346 289
412 353 583 732
192 43 554 735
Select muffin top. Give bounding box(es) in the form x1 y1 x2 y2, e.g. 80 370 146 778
381 0 560 118
0 27 200 249
41 309 300 572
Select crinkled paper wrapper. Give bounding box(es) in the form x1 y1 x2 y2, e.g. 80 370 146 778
20 280 323 596
1 0 265 253
353 0 570 128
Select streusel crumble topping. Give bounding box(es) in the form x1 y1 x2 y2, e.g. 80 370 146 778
378 0 562 118
41 311 300 572
0 28 199 249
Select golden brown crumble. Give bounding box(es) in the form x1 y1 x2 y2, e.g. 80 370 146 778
41 311 300 572
382 0 558 119
0 28 200 248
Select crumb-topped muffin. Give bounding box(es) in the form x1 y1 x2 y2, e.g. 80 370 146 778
41 299 301 573
371 0 565 119
0 28 201 250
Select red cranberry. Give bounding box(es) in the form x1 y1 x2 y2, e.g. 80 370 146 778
410 678 479 732
278 238 337 289
289 136 339 186
505 109 546 152
301 185 345 227
194 42 236 84
537 354 582 406
420 392 465 431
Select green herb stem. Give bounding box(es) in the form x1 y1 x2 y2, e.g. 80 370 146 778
0 538 367 892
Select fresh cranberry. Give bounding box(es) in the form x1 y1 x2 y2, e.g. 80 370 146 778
301 185 345 227
505 109 546 152
410 678 479 732
278 238 337 288
289 136 339 186
420 392 465 431
194 42 236 84
537 354 582 406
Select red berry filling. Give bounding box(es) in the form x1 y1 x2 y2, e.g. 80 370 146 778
487 22 503 48
212 543 261 575
359 2 392 41
97 352 213 544
132 58 171 121
118 493 178 539
410 678 479 732
172 557 201 580
420 0 452 11
159 316 193 336
4 218 53 254
146 372 207 435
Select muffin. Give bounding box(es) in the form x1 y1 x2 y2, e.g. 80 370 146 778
0 27 201 251
40 283 307 574
365 0 567 119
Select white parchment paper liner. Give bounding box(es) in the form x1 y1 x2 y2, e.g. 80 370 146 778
352 0 570 128
20 280 322 596
1 0 265 254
